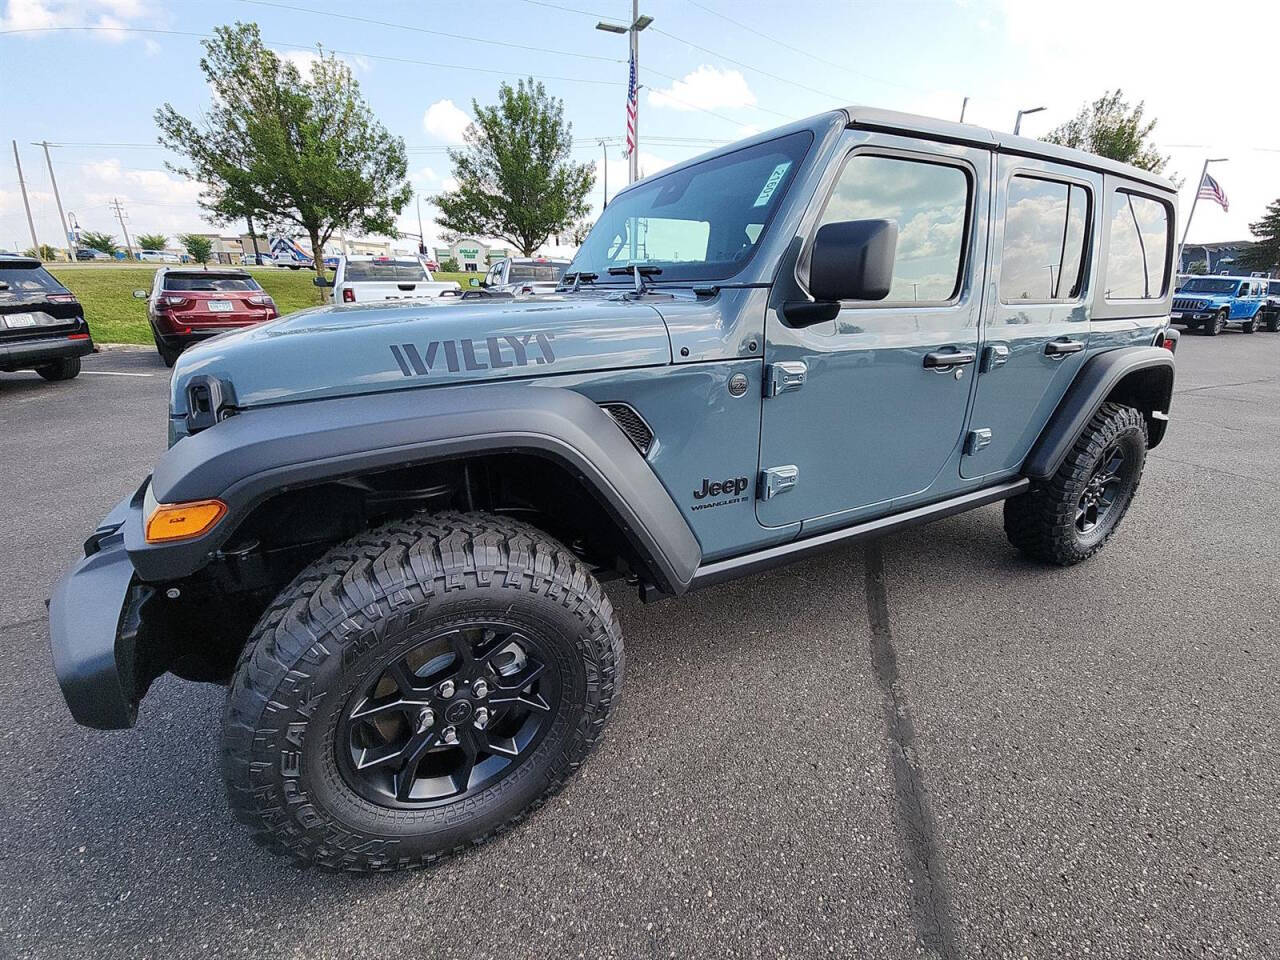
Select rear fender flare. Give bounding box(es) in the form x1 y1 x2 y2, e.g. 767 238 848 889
126 384 702 594
1023 346 1174 480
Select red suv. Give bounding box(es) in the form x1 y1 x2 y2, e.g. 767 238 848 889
135 268 278 366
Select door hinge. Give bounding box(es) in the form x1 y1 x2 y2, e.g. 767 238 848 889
759 465 799 500
764 361 807 397
965 428 993 455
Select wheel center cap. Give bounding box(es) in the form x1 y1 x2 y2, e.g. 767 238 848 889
444 699 474 724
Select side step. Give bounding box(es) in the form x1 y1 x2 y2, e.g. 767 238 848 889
679 478 1029 595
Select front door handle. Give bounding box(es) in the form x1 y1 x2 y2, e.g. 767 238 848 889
923 348 976 368
1044 339 1084 356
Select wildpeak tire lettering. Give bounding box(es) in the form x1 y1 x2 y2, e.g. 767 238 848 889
390 332 557 377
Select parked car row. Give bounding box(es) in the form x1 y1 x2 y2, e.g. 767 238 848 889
1171 275 1280 335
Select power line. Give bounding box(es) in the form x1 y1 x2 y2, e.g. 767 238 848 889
232 0 623 64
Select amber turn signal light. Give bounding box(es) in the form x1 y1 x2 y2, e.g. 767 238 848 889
144 499 227 543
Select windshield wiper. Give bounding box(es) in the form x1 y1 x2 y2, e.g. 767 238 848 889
562 271 598 292
607 264 663 294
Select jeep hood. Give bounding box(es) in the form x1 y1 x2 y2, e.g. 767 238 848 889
169 294 672 416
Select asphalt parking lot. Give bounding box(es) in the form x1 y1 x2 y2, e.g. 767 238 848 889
1 331 1278 959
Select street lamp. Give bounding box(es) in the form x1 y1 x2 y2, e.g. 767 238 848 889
1013 106 1046 135
596 2 652 184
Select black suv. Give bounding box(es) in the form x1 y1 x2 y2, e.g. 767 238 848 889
0 256 93 380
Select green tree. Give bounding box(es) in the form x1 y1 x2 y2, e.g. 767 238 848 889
136 233 169 251
1044 90 1170 174
179 233 214 264
1188 260 1208 275
1238 198 1280 273
155 22 411 281
438 256 459 273
80 231 118 256
22 243 59 261
433 78 594 257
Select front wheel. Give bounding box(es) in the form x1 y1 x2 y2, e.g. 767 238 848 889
222 512 623 871
1266 313 1280 333
1204 310 1227 336
1004 402 1147 565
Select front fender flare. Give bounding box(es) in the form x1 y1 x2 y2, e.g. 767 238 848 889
1023 346 1174 480
127 384 702 594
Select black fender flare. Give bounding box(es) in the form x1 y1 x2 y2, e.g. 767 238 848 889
1023 346 1174 480
125 384 703 595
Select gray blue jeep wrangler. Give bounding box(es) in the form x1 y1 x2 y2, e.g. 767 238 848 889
50 107 1178 871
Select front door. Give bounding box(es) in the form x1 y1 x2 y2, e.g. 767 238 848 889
758 132 992 530
960 156 1098 479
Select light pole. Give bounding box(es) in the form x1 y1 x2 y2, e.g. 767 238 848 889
596 1 652 184
1178 157 1228 272
598 139 609 208
34 141 75 260
1013 106 1046 135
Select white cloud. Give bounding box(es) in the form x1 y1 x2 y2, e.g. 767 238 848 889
648 66 756 113
423 99 472 144
0 0 156 39
273 48 369 78
411 166 440 183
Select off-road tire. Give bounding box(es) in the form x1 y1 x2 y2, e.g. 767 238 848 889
222 511 624 872
1266 312 1280 333
1204 310 1227 336
1004 402 1147 565
1241 317 1256 334
35 356 80 380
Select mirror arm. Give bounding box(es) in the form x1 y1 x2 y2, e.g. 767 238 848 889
782 299 841 327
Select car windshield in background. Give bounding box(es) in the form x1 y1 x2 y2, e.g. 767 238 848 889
0 263 68 299
509 263 565 282
1180 278 1239 294
570 131 813 283
344 260 429 282
164 276 261 292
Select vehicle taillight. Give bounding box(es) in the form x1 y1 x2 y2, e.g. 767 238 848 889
159 295 190 307
342 288 355 303
1162 337 1176 351
521 285 534 295
247 295 274 306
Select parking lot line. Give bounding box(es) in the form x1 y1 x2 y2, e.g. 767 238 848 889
79 370 154 378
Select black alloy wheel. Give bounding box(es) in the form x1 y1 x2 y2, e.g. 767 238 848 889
336 621 560 809
1074 441 1129 537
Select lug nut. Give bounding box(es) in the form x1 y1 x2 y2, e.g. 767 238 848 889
442 725 459 744
472 680 489 698
439 680 455 698
474 707 490 730
416 707 434 733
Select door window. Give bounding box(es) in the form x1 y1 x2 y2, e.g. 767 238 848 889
999 176 1090 302
817 153 971 303
1105 191 1170 299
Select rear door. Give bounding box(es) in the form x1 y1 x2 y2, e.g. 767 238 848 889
960 156 1098 479
758 132 991 529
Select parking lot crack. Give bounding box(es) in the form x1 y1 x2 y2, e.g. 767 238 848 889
865 541 960 960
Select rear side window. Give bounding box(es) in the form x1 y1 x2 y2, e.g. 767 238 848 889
164 276 260 292
818 153 971 303
0 263 68 299
1000 176 1090 302
1105 191 1170 299
344 260 429 282
508 263 567 282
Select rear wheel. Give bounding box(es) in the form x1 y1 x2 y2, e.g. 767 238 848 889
1004 402 1147 565
154 335 181 367
222 511 623 871
1241 317 1256 334
35 356 80 381
1266 312 1280 333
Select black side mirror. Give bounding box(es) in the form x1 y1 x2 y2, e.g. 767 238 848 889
313 275 333 287
786 219 898 326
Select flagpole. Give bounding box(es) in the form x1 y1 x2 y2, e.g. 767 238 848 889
1178 157 1228 273
629 0 640 184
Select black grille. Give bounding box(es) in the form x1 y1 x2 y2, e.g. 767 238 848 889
1173 298 1205 311
600 403 654 456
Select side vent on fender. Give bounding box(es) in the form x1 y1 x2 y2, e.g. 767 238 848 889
600 402 654 456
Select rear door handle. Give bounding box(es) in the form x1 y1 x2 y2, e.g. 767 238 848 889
1044 339 1084 356
923 349 976 368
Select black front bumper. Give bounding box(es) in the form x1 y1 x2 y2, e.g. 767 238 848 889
48 488 150 729
0 332 93 371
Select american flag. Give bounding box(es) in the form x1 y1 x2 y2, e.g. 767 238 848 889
1198 171 1228 212
624 51 637 157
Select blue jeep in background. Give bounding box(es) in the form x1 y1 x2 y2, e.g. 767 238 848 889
1172 275 1273 335
48 106 1179 872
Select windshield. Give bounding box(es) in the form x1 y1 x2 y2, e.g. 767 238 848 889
0 263 68 299
344 259 429 282
570 131 813 283
164 275 260 292
1180 278 1238 294
509 263 566 282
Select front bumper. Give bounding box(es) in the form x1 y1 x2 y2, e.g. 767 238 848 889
48 488 152 729
0 332 93 371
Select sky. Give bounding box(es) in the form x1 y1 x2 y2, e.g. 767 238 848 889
1 0 1277 255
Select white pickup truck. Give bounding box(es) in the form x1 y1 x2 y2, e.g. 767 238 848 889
324 255 461 304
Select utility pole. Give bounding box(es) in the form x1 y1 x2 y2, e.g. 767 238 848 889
416 194 426 255
1178 157 1228 272
598 139 609 208
246 214 262 264
12 141 39 254
959 97 969 123
596 2 652 185
33 141 74 260
109 196 135 260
